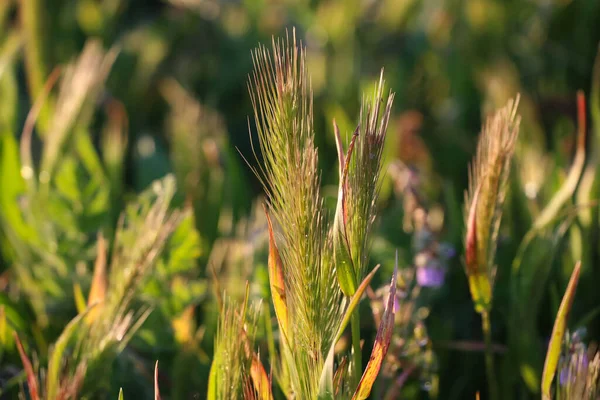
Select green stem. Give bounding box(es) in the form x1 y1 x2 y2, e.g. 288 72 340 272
482 310 499 400
351 310 362 387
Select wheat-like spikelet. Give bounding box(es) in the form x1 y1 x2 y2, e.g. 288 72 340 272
464 95 521 312
343 71 394 284
208 294 261 400
248 30 343 397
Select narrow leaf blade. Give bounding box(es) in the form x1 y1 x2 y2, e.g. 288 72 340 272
155 361 161 400
319 264 380 396
352 260 398 400
541 261 581 399
13 332 40 400
250 353 273 400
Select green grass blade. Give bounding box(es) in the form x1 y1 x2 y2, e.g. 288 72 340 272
318 264 380 397
541 261 581 399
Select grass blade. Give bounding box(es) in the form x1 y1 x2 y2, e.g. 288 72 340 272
318 264 380 396
154 361 161 400
352 260 398 400
13 332 40 400
335 264 380 345
250 354 273 400
541 261 582 399
533 92 587 231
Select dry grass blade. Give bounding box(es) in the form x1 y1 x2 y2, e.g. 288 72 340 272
250 353 273 400
13 332 40 400
352 261 398 400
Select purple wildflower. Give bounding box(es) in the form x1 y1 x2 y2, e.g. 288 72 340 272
559 349 589 386
416 263 446 288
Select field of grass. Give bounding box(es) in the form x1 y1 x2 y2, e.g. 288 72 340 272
1 0 600 399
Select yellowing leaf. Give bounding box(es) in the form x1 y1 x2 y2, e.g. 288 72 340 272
541 261 581 399
352 262 398 400
250 353 273 400
264 207 289 342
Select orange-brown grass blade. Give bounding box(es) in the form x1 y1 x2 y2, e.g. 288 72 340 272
541 261 581 399
250 353 273 400
13 332 40 400
352 262 398 400
264 206 289 342
154 361 161 400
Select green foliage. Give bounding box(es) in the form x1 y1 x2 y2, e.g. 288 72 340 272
1 0 600 399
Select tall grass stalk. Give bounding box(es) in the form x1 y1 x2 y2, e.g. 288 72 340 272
464 96 521 400
247 30 394 398
333 69 394 389
248 30 342 398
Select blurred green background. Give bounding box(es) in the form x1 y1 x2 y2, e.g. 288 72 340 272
1 0 600 398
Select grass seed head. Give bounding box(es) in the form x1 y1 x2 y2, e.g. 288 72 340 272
464 95 521 312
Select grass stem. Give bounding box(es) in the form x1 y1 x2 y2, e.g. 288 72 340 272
482 310 499 400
